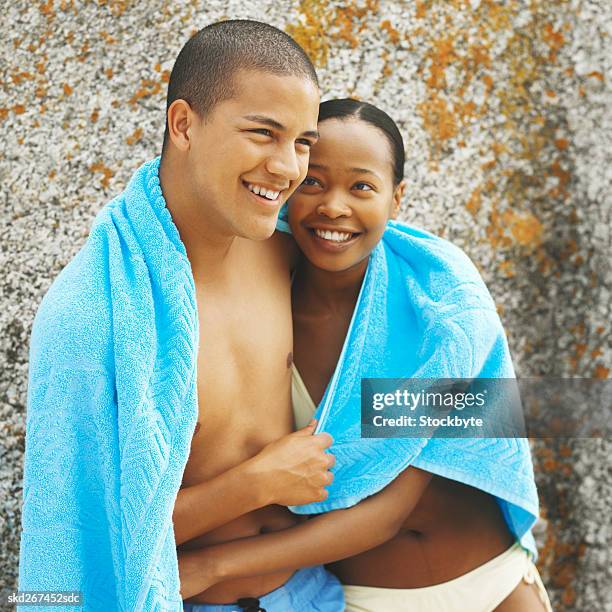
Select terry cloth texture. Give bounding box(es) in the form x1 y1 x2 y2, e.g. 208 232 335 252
18 157 199 611
278 206 540 558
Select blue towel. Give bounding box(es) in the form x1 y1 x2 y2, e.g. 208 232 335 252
19 157 198 610
280 210 539 558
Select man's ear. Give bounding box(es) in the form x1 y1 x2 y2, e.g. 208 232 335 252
391 180 406 219
166 99 195 152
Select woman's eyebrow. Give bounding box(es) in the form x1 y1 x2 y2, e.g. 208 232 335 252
242 115 319 139
310 163 382 181
349 167 382 180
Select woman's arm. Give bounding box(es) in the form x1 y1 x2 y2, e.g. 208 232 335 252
178 466 431 599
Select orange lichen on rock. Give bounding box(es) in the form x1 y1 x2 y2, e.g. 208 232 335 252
11 71 34 85
380 20 400 45
415 1 427 19
418 92 458 145
426 37 456 90
90 162 114 189
39 0 55 19
550 161 571 189
126 127 143 145
63 83 73 96
129 79 162 106
574 343 587 359
481 0 515 32
504 210 544 249
586 71 604 81
98 0 128 17
543 23 565 62
499 260 515 277
101 31 117 44
593 364 609 379
286 0 331 67
466 187 481 216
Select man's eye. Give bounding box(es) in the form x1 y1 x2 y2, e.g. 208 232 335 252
251 128 272 137
296 138 314 148
354 182 373 191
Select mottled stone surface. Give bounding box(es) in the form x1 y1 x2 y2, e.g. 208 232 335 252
0 1 610 609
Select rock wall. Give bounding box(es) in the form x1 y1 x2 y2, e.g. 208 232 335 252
1 1 610 609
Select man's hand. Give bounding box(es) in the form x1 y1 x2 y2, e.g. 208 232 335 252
247 419 335 507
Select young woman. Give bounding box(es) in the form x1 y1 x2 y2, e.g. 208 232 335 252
179 99 553 612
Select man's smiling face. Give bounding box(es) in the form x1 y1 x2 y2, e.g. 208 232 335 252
184 69 320 241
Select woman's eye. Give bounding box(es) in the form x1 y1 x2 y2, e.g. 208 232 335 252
354 182 373 191
301 176 320 187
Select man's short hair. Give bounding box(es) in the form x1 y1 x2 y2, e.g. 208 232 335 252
162 20 319 151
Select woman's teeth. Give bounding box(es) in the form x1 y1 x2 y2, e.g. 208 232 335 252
247 183 280 201
314 229 353 243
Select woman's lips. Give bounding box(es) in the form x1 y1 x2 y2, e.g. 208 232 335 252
308 227 362 252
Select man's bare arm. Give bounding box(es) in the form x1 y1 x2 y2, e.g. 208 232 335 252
178 466 431 597
173 420 334 546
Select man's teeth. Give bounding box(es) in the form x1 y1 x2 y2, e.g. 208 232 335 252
247 183 280 201
314 229 353 242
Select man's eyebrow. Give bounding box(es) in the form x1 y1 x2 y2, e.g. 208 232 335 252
243 114 285 130
242 115 319 139
310 163 382 180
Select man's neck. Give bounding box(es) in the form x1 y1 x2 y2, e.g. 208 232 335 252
159 153 236 283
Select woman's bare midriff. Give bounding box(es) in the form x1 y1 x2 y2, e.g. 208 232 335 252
328 475 515 588
179 505 301 604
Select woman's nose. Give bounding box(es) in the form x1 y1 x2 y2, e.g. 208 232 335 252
316 196 352 219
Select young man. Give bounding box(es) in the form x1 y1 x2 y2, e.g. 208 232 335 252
18 21 342 612
161 21 342 610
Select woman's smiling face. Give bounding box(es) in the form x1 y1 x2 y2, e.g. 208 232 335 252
288 117 404 274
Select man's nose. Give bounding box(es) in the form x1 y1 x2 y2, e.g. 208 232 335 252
265 146 301 182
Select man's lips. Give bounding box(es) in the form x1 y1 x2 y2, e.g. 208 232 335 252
242 180 288 204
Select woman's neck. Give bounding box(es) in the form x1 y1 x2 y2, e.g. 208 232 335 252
292 256 369 315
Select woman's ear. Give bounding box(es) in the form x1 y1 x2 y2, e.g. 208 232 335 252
391 180 406 219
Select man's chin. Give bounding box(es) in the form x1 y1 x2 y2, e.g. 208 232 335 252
238 218 279 242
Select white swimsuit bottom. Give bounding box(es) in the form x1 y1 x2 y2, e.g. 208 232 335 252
343 541 552 612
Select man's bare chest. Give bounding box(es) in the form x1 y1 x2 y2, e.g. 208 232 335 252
183 274 294 482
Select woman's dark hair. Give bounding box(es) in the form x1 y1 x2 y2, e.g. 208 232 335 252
318 98 405 186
